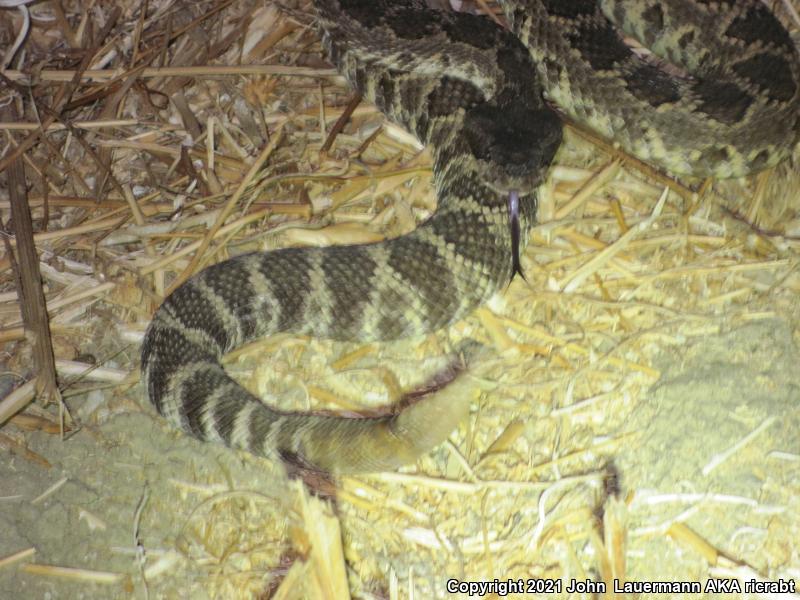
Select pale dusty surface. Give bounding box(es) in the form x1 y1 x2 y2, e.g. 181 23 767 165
1 319 798 598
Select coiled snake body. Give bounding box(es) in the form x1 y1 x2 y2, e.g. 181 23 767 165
141 0 800 473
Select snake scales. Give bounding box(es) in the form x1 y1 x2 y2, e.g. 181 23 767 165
141 0 800 473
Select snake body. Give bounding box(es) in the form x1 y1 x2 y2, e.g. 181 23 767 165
141 0 800 473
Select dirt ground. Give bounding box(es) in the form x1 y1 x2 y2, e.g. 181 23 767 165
2 310 798 599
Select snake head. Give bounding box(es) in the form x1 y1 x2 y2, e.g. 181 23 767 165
463 101 562 193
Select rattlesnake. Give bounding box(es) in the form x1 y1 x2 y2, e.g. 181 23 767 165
141 0 800 473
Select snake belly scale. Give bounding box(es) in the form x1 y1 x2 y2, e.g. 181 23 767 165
141 0 800 473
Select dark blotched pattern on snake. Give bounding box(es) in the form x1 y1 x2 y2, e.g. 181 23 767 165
141 0 800 473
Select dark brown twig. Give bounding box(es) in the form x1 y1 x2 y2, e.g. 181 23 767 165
320 93 362 156
1 102 61 413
